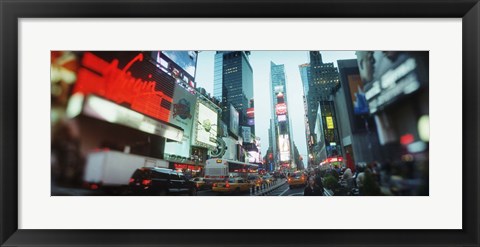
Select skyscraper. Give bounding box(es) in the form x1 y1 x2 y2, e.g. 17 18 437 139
213 51 254 135
299 63 312 159
270 62 295 169
307 51 340 134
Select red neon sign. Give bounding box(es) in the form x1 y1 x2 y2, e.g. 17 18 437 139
74 52 173 122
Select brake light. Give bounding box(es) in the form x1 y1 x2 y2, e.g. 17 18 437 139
129 178 135 183
225 182 230 188
213 183 217 187
142 179 152 186
90 184 99 190
288 178 291 182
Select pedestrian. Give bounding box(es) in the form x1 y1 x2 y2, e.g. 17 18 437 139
304 176 323 196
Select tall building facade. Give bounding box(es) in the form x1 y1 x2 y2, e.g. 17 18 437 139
307 51 340 133
299 63 312 160
213 51 254 135
270 62 295 169
301 52 341 165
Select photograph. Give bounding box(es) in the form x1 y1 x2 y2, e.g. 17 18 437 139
51 50 429 197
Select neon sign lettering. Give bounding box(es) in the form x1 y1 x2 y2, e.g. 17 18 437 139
74 52 173 122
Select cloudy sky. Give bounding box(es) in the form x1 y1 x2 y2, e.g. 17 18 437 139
195 51 356 167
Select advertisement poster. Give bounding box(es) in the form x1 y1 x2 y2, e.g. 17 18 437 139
326 116 334 129
242 126 251 143
194 101 218 149
164 83 197 157
357 51 428 114
347 74 369 115
278 134 291 162
229 104 239 136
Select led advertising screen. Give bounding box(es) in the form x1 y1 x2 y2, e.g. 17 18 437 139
278 114 287 122
164 83 197 157
229 105 239 136
241 126 251 143
194 102 218 149
161 51 197 78
278 134 291 162
151 51 197 88
74 51 176 123
275 103 287 115
326 116 334 129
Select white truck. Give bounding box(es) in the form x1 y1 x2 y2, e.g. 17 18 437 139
83 150 169 191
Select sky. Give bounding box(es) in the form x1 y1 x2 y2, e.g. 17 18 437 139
195 51 357 167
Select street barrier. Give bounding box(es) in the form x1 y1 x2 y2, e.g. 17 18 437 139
252 179 287 196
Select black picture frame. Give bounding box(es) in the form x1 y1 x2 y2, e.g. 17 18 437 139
1 0 478 246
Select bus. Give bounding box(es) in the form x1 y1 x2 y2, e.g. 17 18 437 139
204 158 259 187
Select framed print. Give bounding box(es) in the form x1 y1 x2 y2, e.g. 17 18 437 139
1 0 479 246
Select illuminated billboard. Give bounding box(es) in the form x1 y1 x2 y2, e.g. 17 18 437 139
242 126 251 143
78 94 183 141
246 107 254 118
161 51 197 78
348 74 369 115
357 51 428 114
229 105 239 136
275 103 287 115
326 116 334 129
278 134 291 162
152 51 197 88
193 101 218 149
278 114 287 122
74 51 175 123
164 83 197 157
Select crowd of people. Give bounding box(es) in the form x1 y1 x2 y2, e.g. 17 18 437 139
301 159 428 196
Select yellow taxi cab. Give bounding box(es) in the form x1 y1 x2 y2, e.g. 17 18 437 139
288 172 306 189
190 177 207 190
212 177 252 194
247 175 264 188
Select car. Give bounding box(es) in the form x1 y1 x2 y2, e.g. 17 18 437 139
287 172 307 189
262 174 275 184
190 177 207 190
212 177 253 194
247 174 264 188
129 167 197 196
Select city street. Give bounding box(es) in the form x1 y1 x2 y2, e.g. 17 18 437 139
52 178 326 196
51 50 429 197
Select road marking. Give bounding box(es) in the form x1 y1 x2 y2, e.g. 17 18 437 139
278 186 290 196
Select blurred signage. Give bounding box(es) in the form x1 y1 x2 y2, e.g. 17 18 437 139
193 101 218 149
278 114 287 122
358 51 428 114
247 118 255 126
276 103 287 115
246 107 254 118
81 94 183 141
74 52 175 123
348 74 369 115
326 116 334 129
229 105 239 136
